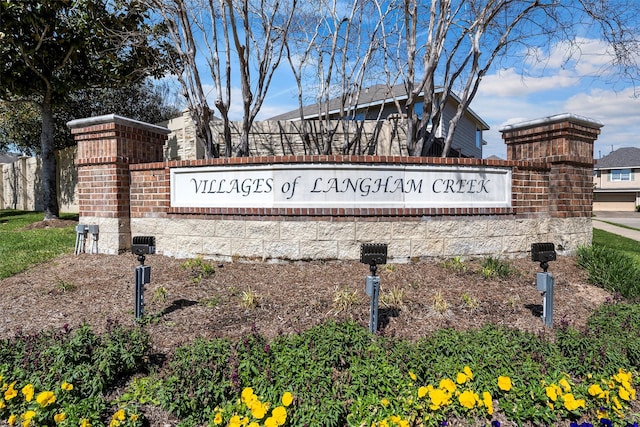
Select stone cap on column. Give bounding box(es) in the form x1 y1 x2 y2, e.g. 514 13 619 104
68 114 170 166
499 113 603 134
67 114 171 135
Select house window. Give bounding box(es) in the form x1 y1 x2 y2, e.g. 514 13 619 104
611 169 631 181
476 128 482 149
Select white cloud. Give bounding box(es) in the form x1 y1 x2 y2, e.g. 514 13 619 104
478 68 579 97
524 37 615 77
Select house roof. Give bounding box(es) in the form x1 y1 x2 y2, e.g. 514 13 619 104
0 152 21 164
268 84 489 130
595 147 640 169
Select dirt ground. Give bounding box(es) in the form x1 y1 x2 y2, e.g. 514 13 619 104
1 220 614 354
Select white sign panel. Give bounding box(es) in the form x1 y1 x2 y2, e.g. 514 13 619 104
170 164 512 209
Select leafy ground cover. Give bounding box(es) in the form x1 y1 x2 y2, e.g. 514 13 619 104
0 210 639 426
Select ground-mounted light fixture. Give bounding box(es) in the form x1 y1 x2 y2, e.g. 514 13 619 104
74 225 88 255
531 242 556 328
132 236 156 320
360 243 387 333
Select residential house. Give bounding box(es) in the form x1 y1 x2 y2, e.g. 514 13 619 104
268 84 490 158
593 147 640 211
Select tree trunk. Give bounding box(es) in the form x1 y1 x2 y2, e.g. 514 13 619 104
40 92 59 220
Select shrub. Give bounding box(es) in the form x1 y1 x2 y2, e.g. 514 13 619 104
157 338 233 423
576 245 640 300
0 323 150 426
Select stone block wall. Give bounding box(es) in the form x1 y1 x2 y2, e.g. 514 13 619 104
69 113 602 261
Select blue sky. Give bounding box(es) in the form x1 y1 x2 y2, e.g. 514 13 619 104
471 37 640 159
193 34 639 160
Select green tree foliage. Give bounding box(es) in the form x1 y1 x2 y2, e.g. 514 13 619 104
0 0 169 219
0 81 181 155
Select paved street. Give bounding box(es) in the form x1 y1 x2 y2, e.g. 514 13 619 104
593 211 640 241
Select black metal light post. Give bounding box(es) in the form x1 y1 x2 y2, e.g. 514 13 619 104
360 243 388 333
132 236 155 320
531 242 556 328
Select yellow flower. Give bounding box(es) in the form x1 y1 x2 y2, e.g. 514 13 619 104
589 383 604 397
264 417 277 427
597 408 609 420
463 366 473 380
546 385 558 401
613 395 622 409
8 414 17 425
54 413 67 423
439 378 456 393
61 382 73 391
21 410 36 427
248 423 259 427
213 412 223 425
228 415 242 427
36 390 56 407
380 397 390 407
458 390 476 409
21 384 34 402
614 369 632 385
497 376 512 391
272 405 287 425
130 414 139 421
619 386 631 401
250 401 267 419
429 388 450 410
241 387 256 404
417 386 428 399
456 372 468 384
5 382 17 400
282 391 293 407
562 393 585 411
482 391 493 415
80 418 92 427
114 409 126 421
559 378 571 393
408 371 417 381
109 420 120 427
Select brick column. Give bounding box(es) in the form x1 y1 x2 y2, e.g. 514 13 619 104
501 114 603 218
67 115 169 253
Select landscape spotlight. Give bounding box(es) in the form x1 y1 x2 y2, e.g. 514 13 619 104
360 243 388 276
531 242 556 272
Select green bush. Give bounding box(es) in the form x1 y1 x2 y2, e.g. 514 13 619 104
576 244 640 299
0 323 150 426
157 337 233 423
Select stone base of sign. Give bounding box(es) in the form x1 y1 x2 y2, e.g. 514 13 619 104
116 216 591 262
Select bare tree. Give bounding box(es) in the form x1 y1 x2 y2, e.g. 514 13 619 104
228 0 298 156
151 0 220 158
151 0 297 158
386 0 640 157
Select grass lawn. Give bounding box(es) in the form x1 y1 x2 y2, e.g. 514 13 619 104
593 227 640 264
0 209 77 279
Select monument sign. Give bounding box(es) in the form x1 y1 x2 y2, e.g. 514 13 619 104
170 164 512 209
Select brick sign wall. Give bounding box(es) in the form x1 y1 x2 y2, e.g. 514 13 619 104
69 113 601 261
